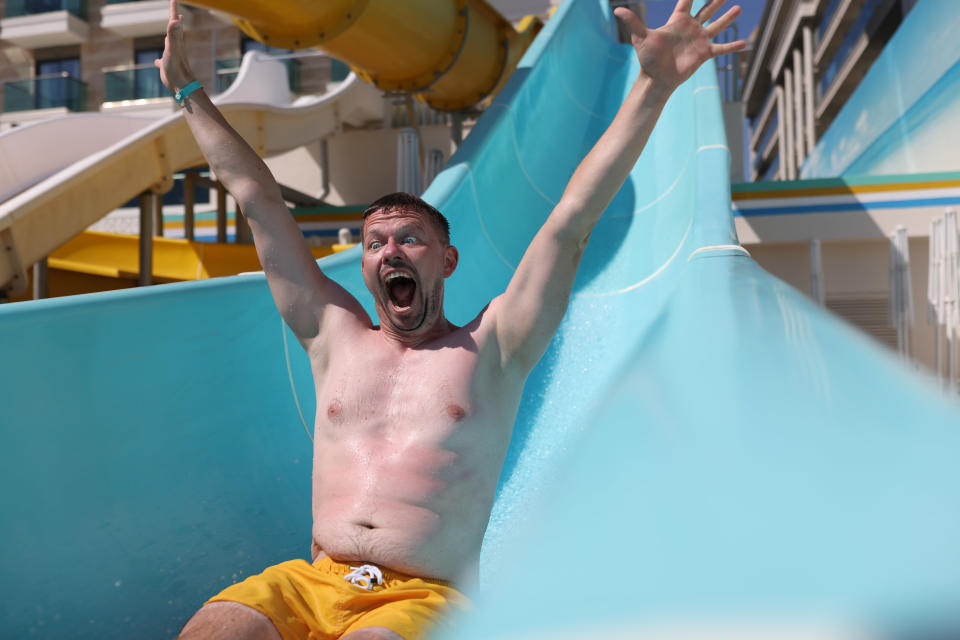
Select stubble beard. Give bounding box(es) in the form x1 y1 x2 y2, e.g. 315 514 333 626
386 277 442 334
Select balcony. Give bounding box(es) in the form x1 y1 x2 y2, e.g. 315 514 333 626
103 63 166 102
815 0 902 129
101 0 185 38
0 0 89 48
3 73 87 112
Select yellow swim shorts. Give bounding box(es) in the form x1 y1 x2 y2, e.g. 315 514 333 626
205 556 471 640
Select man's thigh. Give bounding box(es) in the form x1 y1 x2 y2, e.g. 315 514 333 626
178 601 281 640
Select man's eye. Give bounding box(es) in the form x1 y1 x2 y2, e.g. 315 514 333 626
369 241 382 250
403 236 417 244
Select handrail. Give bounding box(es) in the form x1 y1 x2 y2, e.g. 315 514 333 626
101 62 161 73
7 71 82 82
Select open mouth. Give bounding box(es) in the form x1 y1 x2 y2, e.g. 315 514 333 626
385 272 417 310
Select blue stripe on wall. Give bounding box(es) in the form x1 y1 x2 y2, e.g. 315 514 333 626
734 196 960 217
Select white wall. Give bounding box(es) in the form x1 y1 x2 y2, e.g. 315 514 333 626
266 124 461 206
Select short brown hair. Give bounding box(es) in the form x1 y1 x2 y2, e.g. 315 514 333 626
362 192 451 245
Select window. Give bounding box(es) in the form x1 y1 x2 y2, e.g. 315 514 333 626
35 55 82 109
134 46 162 99
6 0 86 19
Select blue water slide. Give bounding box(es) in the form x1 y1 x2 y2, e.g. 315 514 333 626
2 0 960 638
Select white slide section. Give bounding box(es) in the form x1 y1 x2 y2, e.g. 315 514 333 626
0 52 383 296
0 114 157 203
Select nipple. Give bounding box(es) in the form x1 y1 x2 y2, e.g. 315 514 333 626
327 400 343 422
446 404 466 421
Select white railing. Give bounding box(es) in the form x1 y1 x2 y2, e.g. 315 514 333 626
928 209 959 391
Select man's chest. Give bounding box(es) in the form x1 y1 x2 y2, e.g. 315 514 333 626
313 340 492 436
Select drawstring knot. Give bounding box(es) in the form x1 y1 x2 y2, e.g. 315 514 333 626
344 564 384 590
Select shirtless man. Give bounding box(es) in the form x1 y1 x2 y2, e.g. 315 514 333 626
160 1 744 637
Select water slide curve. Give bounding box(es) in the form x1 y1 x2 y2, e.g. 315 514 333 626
2 0 960 637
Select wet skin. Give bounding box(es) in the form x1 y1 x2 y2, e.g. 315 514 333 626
158 0 747 631
307 210 523 584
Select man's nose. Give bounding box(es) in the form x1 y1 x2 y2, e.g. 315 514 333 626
382 237 403 259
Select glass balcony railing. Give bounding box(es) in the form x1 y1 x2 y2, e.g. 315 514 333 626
760 154 781 182
213 57 240 94
331 58 351 82
214 56 301 94
818 0 886 100
3 73 87 112
5 0 87 20
104 63 165 101
817 0 843 41
754 111 779 157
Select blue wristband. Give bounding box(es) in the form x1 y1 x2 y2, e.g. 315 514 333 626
174 81 203 106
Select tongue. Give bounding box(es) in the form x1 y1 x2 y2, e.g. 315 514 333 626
392 280 415 307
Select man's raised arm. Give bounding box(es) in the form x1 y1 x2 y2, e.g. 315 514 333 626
155 0 368 345
492 0 745 374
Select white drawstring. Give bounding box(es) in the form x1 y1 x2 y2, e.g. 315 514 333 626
344 564 384 590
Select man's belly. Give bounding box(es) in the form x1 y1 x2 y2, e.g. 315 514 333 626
310 442 494 583
311 495 486 583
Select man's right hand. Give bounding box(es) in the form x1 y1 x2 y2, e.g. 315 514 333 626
154 0 196 92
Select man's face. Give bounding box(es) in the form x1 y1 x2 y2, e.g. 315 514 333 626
361 208 457 334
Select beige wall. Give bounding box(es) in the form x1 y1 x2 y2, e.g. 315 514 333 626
747 237 940 375
266 124 461 206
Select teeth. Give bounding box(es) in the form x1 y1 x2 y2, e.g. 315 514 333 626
385 273 412 282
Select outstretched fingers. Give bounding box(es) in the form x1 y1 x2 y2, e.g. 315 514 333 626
694 0 726 25
705 5 742 37
674 0 694 15
613 6 647 41
711 39 747 57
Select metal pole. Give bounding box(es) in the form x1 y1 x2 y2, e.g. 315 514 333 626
184 172 195 241
216 181 227 243
783 68 796 180
946 325 957 393
32 258 48 299
947 210 959 392
404 94 426 180
451 111 463 149
890 233 902 356
138 193 154 286
793 49 805 164
802 26 816 155
930 216 946 385
810 238 825 306
775 87 787 180
154 193 164 237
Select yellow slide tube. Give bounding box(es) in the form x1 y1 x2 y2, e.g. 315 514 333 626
185 0 541 110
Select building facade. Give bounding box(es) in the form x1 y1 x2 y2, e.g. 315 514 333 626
0 0 340 130
743 0 919 182
735 0 960 385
